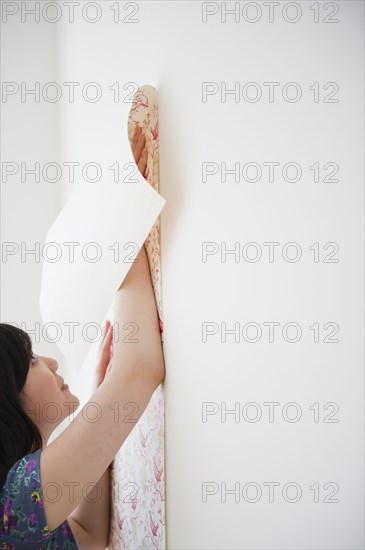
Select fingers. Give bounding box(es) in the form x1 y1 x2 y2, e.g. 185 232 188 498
131 125 148 177
137 147 148 176
99 327 113 367
131 124 141 154
103 325 113 350
100 319 112 348
131 125 142 160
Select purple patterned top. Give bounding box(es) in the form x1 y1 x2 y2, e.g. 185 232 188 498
0 448 78 549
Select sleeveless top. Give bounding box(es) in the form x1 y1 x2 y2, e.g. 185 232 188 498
0 448 78 549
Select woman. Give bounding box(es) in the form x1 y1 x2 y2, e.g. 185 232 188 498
0 125 165 549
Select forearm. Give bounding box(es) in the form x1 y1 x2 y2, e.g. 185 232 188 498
111 244 164 381
117 242 151 291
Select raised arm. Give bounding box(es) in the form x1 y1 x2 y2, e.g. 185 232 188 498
40 242 165 532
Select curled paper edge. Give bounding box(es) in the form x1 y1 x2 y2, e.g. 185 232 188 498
39 101 166 372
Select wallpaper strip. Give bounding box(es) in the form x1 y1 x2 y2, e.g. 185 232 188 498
109 85 166 550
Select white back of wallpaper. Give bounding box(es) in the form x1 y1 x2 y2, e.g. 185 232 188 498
1 1 363 548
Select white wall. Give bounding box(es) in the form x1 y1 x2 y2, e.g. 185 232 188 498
1 1 364 548
0 6 67 442
1 7 61 327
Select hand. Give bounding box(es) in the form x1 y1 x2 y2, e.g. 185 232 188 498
131 124 148 177
92 320 113 392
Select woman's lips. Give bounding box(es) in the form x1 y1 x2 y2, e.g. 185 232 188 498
61 383 69 390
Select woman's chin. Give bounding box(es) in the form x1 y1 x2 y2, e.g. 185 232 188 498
63 388 80 404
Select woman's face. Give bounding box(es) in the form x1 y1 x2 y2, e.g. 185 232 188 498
20 353 80 446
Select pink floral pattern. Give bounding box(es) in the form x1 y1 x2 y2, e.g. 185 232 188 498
108 85 165 549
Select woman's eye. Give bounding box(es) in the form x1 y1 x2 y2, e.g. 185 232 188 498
31 354 37 364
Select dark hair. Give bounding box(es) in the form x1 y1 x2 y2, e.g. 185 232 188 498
0 323 43 489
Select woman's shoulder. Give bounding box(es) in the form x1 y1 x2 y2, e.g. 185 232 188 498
0 448 78 549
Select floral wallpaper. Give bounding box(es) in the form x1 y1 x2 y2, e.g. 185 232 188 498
108 85 166 550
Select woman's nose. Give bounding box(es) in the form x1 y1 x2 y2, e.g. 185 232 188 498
46 357 58 372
